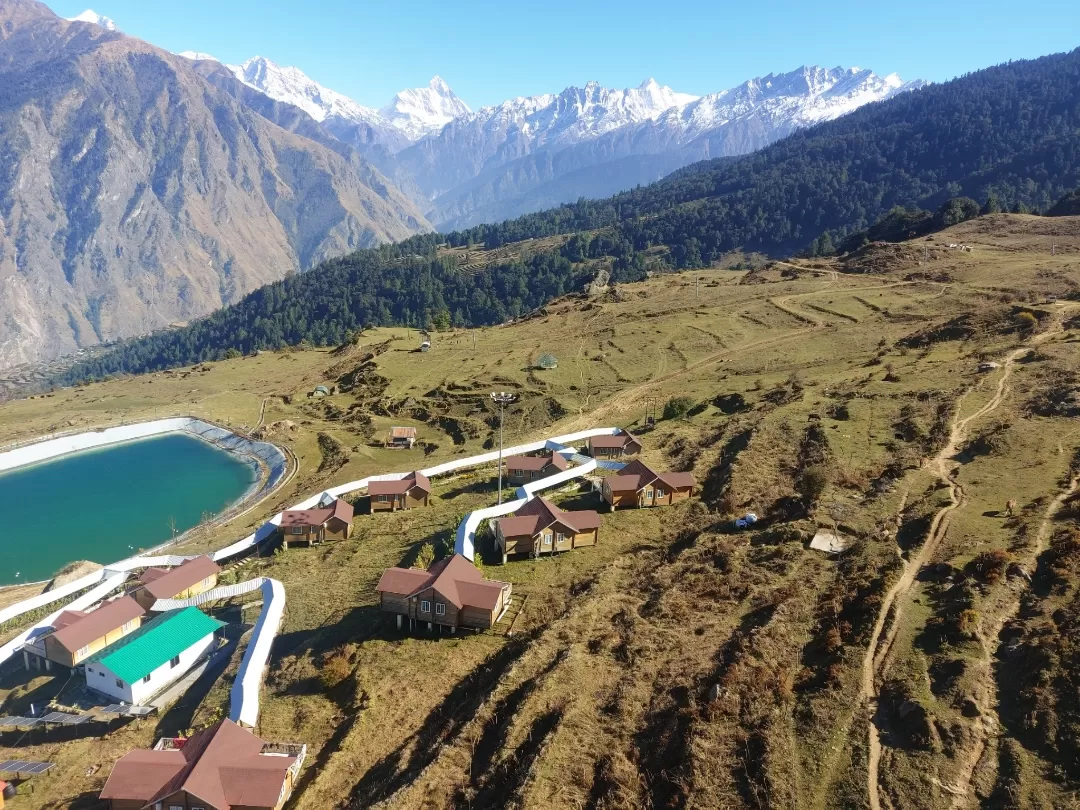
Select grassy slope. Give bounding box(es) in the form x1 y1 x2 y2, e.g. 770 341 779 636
0 214 1078 809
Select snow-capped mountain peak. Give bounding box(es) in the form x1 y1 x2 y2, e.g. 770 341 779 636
65 9 119 31
656 64 924 141
178 51 219 63
380 76 472 140
223 56 383 127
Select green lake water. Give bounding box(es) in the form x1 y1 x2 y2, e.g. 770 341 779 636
0 433 255 586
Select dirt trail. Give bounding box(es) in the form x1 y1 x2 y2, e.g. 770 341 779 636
862 307 1073 810
945 461 1080 806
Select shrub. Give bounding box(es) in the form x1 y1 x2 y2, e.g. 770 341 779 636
320 647 354 690
413 542 435 570
1014 311 1038 332
663 396 695 420
796 465 829 507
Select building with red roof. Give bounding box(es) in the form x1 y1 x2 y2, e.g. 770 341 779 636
376 554 512 632
368 471 431 512
135 555 221 610
504 451 569 482
601 460 696 510
29 595 146 671
586 430 642 459
494 497 601 561
277 494 354 547
99 719 305 810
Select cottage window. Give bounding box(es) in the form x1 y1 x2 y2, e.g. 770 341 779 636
655 489 665 498
116 679 124 689
143 674 152 684
420 600 431 613
99 670 105 677
291 526 304 535
543 535 552 546
435 603 446 616
379 495 389 502
645 489 653 499
76 645 90 658
556 533 566 543
170 655 181 668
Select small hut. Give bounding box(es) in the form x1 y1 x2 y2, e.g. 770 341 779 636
537 353 558 370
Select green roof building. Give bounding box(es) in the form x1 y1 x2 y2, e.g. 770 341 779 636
83 607 225 705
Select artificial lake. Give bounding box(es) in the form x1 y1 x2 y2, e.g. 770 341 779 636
0 433 255 586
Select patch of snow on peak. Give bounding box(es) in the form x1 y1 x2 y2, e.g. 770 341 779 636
178 51 219 63
225 56 383 126
380 76 472 140
66 9 119 31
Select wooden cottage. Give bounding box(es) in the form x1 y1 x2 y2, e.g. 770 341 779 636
505 451 569 482
386 426 417 449
278 495 354 546
376 554 512 632
586 430 642 459
601 460 696 510
494 497 600 561
135 555 221 610
99 719 306 810
32 596 146 671
369 471 432 512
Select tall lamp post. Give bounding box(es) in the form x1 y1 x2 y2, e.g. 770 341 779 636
491 391 517 504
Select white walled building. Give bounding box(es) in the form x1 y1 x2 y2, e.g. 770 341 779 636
83 607 224 706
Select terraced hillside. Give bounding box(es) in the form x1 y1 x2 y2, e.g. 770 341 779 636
0 213 1079 809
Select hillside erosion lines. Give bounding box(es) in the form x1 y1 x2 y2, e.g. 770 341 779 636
861 306 1073 810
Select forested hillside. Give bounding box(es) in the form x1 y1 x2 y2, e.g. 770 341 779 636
60 47 1080 383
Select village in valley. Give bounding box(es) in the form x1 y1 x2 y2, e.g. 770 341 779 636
0 213 1079 809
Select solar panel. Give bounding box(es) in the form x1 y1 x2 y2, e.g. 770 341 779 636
0 717 28 727
39 712 68 723
101 704 128 714
127 706 155 717
0 759 54 775
63 714 93 726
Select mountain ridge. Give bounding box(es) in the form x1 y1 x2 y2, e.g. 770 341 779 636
0 0 429 370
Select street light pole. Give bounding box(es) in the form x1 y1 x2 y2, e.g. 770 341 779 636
491 391 517 505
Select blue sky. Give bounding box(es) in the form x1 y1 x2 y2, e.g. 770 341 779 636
48 1 1080 109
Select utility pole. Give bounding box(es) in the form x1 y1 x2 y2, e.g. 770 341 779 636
491 391 517 504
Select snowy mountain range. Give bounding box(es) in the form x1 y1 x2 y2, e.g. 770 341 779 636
75 8 927 228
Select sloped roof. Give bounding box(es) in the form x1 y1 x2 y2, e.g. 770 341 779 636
376 554 508 612
605 460 695 494
280 498 354 528
376 567 433 596
141 556 221 600
505 452 568 472
99 720 296 809
369 471 431 497
498 497 600 538
389 426 417 439
589 430 641 449
50 596 146 654
85 607 225 684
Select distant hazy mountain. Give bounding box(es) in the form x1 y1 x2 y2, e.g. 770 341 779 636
0 0 428 370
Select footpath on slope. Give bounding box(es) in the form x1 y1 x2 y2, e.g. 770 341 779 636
861 307 1072 810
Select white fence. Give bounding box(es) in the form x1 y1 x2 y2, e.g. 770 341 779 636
229 578 285 728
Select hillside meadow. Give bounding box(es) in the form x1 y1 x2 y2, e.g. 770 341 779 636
0 214 1079 808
